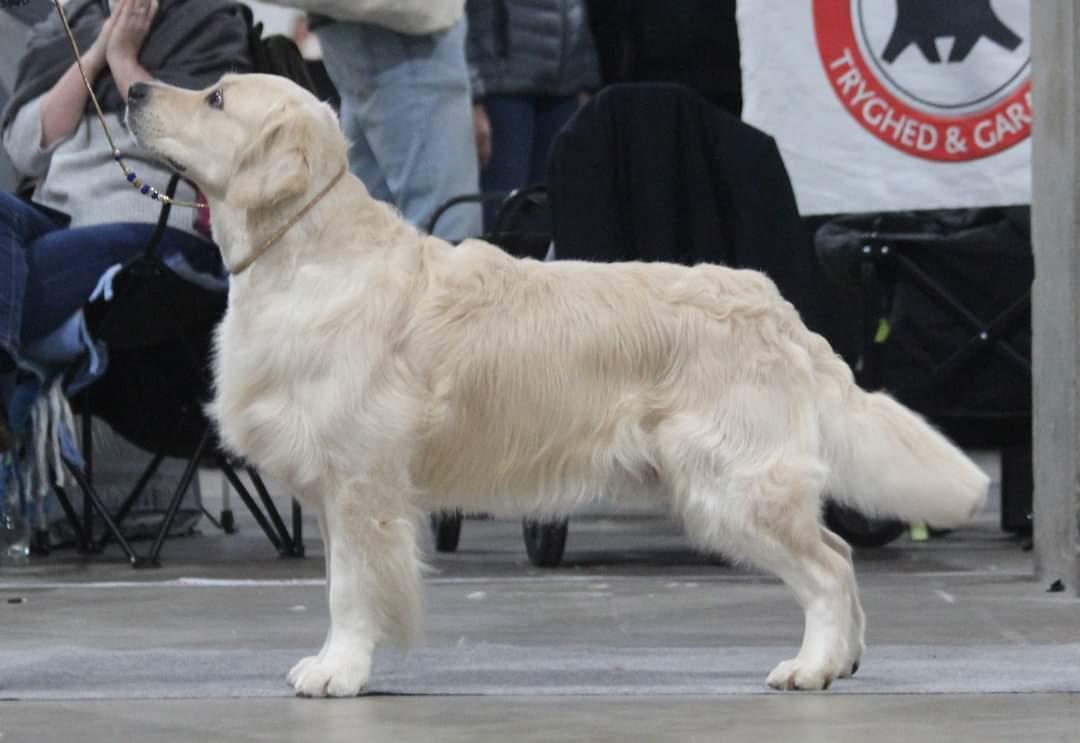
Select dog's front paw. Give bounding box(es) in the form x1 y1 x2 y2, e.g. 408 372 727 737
840 597 866 678
838 637 864 679
287 655 320 687
291 653 372 698
766 658 837 691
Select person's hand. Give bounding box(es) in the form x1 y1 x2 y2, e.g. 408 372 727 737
473 102 492 169
106 0 158 71
83 10 116 73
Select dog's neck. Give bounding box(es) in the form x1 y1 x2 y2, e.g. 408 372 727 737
236 165 347 275
209 169 368 279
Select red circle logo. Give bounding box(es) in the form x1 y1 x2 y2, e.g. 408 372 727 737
813 0 1031 162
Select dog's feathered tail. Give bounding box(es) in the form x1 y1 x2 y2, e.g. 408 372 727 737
806 334 990 527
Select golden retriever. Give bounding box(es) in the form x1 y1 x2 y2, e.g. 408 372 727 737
126 73 989 696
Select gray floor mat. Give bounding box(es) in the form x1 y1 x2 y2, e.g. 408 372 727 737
4 643 1079 700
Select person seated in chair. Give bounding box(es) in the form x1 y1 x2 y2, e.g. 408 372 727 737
0 0 253 447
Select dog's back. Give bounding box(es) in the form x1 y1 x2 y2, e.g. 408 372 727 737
405 239 986 529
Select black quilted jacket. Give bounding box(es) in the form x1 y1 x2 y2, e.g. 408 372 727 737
547 84 825 332
466 0 600 98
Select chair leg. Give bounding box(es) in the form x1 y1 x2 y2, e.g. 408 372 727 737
291 498 304 557
220 470 236 534
218 458 284 553
246 467 298 555
80 408 94 544
63 459 144 566
199 506 225 531
96 451 166 551
859 258 883 389
144 428 211 565
51 482 89 553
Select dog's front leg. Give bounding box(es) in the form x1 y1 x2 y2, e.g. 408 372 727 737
288 501 333 687
290 480 423 698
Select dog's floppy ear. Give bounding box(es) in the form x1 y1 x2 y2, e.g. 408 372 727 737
226 107 316 210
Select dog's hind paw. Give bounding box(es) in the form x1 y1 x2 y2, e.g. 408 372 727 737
291 654 371 698
766 658 836 691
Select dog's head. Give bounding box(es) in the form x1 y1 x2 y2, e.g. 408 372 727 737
126 73 346 210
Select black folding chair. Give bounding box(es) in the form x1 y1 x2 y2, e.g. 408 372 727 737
49 175 304 567
32 23 323 566
816 208 1034 537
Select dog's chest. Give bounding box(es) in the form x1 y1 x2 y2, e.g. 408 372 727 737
211 305 307 467
209 290 391 491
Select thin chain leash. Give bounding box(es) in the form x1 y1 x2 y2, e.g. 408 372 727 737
51 0 207 209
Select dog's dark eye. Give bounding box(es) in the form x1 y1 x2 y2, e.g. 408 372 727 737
206 89 224 110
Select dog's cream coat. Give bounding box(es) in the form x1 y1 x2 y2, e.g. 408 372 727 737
128 74 990 696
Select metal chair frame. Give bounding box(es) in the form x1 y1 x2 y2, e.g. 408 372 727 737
46 175 304 567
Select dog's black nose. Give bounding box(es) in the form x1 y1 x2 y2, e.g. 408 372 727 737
127 82 150 105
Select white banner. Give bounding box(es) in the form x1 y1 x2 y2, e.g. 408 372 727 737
738 0 1031 215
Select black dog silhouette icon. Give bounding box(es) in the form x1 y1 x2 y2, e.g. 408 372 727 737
882 0 1022 63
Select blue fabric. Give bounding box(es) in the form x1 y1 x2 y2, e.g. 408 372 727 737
0 192 224 531
0 350 92 528
316 18 482 242
480 94 578 229
6 349 91 461
0 192 222 367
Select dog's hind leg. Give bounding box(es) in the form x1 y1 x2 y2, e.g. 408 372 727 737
819 525 865 677
287 501 334 687
290 476 423 698
677 452 856 691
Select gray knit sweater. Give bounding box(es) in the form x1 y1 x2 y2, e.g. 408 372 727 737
2 96 200 234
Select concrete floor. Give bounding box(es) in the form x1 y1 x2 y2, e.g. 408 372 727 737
3 695 1079 743
1 481 1078 741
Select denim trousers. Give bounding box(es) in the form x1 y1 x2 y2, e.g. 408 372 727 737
0 192 214 369
479 94 579 231
317 18 482 243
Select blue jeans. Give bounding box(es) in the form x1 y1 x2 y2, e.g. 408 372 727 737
0 192 216 369
480 94 579 230
317 18 482 243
